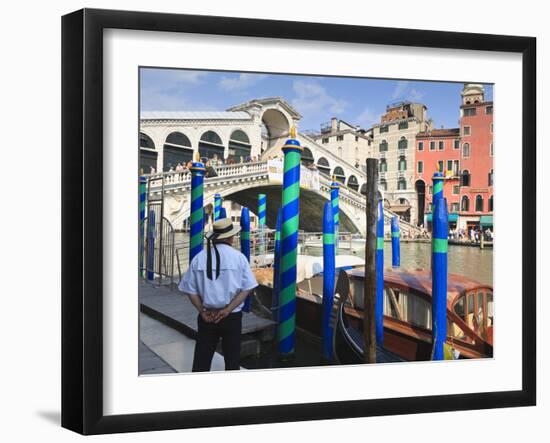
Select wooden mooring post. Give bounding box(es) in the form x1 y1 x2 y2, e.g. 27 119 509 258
364 158 378 363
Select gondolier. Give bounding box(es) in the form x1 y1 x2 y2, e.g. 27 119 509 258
178 218 258 371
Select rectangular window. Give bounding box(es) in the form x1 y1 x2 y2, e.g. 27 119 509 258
398 121 409 130
337 135 344 141
417 161 423 173
451 202 459 212
490 123 493 133
486 105 493 114
463 126 471 136
355 135 359 141
447 160 453 172
322 138 329 144
418 141 424 151
453 160 460 175
490 143 494 157
438 160 444 172
454 139 460 149
439 141 444 150
380 125 388 133
430 141 435 151
463 107 476 116
453 185 460 195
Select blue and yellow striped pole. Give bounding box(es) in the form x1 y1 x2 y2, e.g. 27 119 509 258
272 209 282 323
189 162 206 262
330 180 340 251
139 176 147 276
278 131 302 357
391 216 400 268
431 197 448 360
214 193 222 221
240 207 252 312
322 201 336 361
146 209 156 281
376 199 385 345
258 193 267 258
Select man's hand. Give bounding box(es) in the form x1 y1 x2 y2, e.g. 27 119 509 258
213 307 230 323
200 309 215 323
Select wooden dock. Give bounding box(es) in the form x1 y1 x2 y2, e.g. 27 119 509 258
139 280 276 358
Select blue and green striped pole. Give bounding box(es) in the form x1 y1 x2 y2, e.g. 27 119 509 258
376 199 385 345
431 197 448 360
391 216 400 268
330 180 340 251
240 207 252 312
258 193 267 257
322 201 336 361
278 134 302 357
146 209 156 281
272 209 282 323
189 162 206 262
139 176 147 276
214 193 222 221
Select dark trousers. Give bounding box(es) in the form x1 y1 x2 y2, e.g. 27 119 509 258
192 311 242 372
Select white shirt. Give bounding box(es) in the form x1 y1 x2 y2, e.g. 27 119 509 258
178 243 258 312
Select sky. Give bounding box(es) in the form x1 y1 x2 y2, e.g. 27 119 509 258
140 68 493 132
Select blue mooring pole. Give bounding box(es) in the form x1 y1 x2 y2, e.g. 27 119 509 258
272 209 282 324
146 209 156 281
240 207 252 312
189 162 206 262
431 197 448 360
330 180 340 252
139 176 147 277
219 206 227 219
322 201 336 361
214 193 222 221
391 216 400 268
376 199 385 346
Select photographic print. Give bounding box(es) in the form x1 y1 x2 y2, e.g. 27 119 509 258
137 68 494 373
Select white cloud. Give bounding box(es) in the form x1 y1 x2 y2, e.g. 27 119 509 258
218 73 267 92
391 80 426 102
356 107 379 128
391 81 409 99
168 70 208 84
291 80 347 115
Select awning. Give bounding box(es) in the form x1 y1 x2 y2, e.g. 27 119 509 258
480 215 493 227
426 213 458 222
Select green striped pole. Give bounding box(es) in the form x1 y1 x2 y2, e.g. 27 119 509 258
330 180 340 252
258 194 267 258
139 176 147 276
278 134 302 357
214 194 222 221
189 162 206 262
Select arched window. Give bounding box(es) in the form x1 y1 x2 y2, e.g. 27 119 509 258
461 169 471 187
475 195 484 212
379 179 387 191
139 132 157 174
333 166 345 184
397 178 407 190
398 156 407 171
163 131 193 171
488 169 494 186
198 130 224 160
360 183 367 195
379 140 388 152
379 158 387 172
228 129 251 162
398 136 407 150
301 147 314 166
462 142 470 158
488 195 494 212
317 157 330 176
347 175 359 191
461 196 470 212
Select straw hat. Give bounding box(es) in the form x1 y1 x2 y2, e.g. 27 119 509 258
208 218 241 240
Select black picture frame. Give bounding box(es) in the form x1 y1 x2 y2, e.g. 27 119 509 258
62 8 536 435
